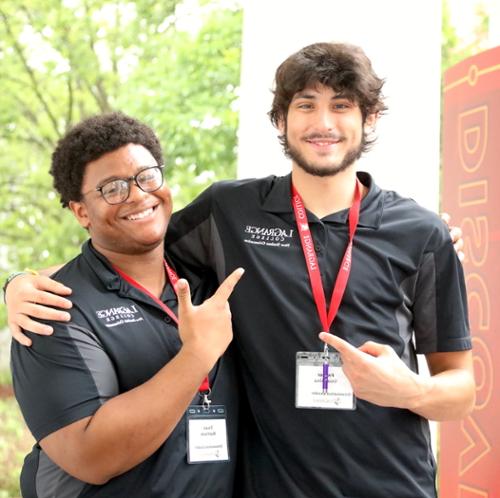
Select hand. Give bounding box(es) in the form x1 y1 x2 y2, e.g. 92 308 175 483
176 268 244 370
440 212 464 262
6 273 73 346
319 333 428 409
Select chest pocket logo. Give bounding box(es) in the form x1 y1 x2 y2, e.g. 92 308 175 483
242 225 294 248
95 304 144 328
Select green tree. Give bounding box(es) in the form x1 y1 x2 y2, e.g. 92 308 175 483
0 0 243 327
441 0 490 72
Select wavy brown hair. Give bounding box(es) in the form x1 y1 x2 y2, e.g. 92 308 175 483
269 42 387 153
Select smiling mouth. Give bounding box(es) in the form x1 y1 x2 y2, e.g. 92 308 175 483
307 139 339 146
125 206 157 221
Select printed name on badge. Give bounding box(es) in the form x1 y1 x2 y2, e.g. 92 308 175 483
295 352 356 410
186 405 230 464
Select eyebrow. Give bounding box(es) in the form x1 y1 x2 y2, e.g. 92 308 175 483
292 91 349 101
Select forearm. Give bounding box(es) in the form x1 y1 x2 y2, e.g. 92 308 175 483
42 347 213 484
407 368 475 421
319 335 475 421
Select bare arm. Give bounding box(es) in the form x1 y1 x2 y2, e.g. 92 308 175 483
319 333 475 421
39 268 243 484
42 348 212 484
411 350 475 420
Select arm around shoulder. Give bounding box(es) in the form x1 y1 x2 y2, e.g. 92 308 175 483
5 269 72 345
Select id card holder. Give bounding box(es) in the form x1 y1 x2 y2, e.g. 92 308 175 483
186 405 229 464
295 351 356 410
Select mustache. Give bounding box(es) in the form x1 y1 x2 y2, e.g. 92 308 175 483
303 132 344 141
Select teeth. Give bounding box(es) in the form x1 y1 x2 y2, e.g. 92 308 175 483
126 207 154 221
309 140 336 145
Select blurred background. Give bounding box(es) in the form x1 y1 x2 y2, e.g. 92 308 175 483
0 0 495 495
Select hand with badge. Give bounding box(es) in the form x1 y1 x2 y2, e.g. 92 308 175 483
176 267 245 464
295 348 355 410
319 333 425 409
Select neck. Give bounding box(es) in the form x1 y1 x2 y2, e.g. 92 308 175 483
98 244 166 298
291 165 363 219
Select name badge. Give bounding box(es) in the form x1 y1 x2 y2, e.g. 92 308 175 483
186 405 229 464
295 351 356 410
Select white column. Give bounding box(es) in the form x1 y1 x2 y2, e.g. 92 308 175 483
237 0 442 212
489 0 500 46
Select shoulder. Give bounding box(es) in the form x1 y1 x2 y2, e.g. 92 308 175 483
207 175 279 201
169 175 281 230
49 242 111 294
46 254 94 301
379 188 450 250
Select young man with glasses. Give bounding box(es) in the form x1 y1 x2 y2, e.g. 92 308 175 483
9 112 244 497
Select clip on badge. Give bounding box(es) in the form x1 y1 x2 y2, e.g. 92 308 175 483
186 391 229 464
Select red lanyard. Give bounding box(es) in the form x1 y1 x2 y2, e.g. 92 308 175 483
291 179 362 333
113 260 210 392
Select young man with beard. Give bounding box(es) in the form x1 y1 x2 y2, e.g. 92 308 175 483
9 112 244 497
6 43 473 497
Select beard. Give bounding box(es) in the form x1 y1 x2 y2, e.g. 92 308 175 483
283 132 365 178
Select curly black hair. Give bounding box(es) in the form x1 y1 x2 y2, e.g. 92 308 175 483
269 42 388 154
51 112 164 208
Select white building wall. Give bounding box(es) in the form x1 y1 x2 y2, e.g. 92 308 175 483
489 0 500 46
237 0 442 212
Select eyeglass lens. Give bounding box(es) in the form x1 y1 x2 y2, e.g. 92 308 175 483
101 166 163 204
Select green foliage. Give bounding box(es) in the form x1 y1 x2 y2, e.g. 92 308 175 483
0 4 243 494
0 396 34 498
441 0 490 72
0 370 12 387
0 0 243 308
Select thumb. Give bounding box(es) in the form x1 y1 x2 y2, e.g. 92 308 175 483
358 340 387 358
175 279 192 315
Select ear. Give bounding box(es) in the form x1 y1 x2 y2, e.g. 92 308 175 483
364 113 378 134
69 200 90 230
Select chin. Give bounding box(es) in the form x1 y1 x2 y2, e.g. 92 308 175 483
127 235 166 255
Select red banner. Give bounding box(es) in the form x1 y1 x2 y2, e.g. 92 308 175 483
440 46 500 497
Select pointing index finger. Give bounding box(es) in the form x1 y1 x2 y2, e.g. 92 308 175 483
319 333 359 357
213 268 245 303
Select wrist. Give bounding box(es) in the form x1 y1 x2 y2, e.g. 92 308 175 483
179 344 217 374
406 374 434 412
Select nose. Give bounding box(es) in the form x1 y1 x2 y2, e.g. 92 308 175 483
317 108 335 130
126 181 149 202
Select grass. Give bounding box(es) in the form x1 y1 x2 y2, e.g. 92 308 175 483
0 372 34 498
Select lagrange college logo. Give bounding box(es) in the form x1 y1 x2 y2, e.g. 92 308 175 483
243 225 294 248
96 304 144 328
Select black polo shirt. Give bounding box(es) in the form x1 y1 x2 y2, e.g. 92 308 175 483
166 171 471 498
11 241 239 498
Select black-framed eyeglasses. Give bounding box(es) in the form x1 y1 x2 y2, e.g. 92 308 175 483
90 165 165 205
